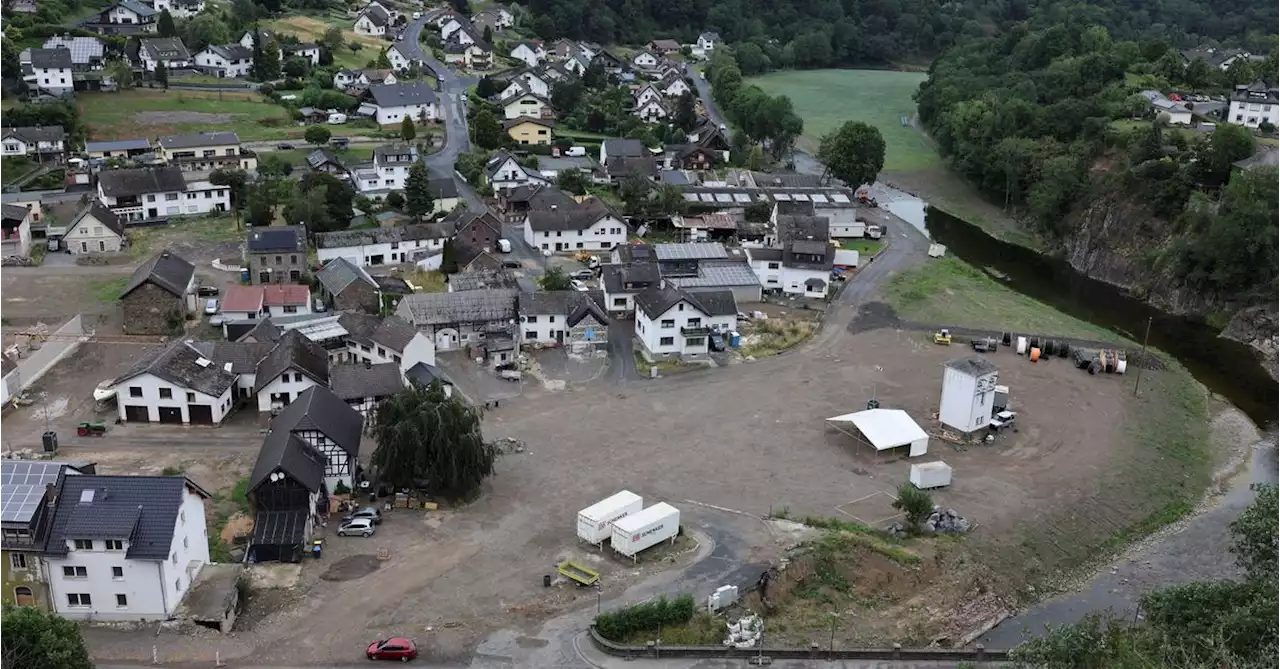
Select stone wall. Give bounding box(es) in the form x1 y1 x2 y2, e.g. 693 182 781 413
122 283 185 335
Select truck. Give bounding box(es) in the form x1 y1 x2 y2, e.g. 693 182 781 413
577 491 643 544
497 239 512 253
610 502 680 560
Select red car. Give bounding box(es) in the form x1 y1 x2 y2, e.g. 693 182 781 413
367 637 417 662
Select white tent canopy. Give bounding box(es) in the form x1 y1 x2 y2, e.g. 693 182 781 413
826 408 929 457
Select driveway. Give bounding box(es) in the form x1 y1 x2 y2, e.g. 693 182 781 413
605 317 640 383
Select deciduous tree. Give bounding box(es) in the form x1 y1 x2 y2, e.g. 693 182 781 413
304 125 332 146
154 60 169 89
538 266 572 290
369 383 498 500
1 606 94 669
471 108 502 149
817 121 886 188
891 483 932 533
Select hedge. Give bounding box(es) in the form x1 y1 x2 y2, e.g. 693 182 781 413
595 594 695 641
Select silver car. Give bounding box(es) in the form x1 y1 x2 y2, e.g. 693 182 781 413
338 517 376 537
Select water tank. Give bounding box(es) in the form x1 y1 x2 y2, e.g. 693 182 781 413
42 431 58 452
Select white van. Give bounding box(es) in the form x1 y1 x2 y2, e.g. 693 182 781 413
497 239 512 253
564 146 586 157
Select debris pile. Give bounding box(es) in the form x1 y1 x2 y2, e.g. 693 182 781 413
492 437 525 454
723 614 763 649
887 507 973 536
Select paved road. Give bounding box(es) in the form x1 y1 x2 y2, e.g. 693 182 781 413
606 316 640 383
688 67 730 137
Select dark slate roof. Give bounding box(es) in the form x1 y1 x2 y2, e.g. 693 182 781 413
752 171 823 188
337 312 419 352
567 290 608 327
601 262 661 293
396 289 518 326
29 48 73 70
86 138 150 153
113 340 238 397
944 356 999 377
269 385 364 458
329 362 403 400
360 4 390 26
116 0 157 17
121 250 195 299
189 341 275 374
791 239 828 255
315 222 453 248
47 475 209 560
774 200 816 217
405 361 450 388
776 214 829 244
316 256 376 295
603 138 647 160
157 131 240 149
518 290 577 315
250 508 309 547
140 37 191 61
2 204 29 223
205 43 252 61
253 330 330 391
236 318 283 343
448 268 517 291
98 166 186 197
612 156 657 178
526 200 616 232
503 115 554 130
747 247 783 262
307 149 344 169
634 283 737 319
369 82 438 107
2 125 66 144
248 429 324 495
246 225 306 253
66 202 124 238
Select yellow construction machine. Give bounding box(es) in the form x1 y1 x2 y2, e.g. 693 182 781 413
933 328 952 345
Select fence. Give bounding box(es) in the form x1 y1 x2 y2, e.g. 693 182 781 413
588 626 1009 663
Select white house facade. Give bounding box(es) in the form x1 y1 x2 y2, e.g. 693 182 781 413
1228 81 1279 129
633 283 737 360
523 205 627 252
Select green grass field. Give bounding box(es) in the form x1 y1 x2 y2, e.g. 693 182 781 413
79 89 294 142
747 69 935 172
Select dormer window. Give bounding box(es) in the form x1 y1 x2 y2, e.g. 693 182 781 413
73 539 93 550
106 539 124 550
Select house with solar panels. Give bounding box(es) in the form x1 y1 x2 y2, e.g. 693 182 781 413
1 460 93 610
43 474 211 621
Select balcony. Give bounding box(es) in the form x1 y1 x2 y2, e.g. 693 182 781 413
680 326 712 337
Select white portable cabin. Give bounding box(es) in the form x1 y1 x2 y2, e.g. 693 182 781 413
610 502 680 560
910 461 953 489
576 490 643 544
826 409 929 457
939 356 1000 434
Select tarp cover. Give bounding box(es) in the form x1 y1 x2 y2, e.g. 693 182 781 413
826 409 929 455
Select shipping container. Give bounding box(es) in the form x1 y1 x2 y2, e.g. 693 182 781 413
576 491 643 544
610 502 680 559
910 461 953 489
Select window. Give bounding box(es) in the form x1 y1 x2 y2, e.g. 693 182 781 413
9 553 28 569
116 594 128 607
274 255 282 265
99 241 105 252
767 262 780 270
613 298 626 307
686 337 705 348
660 319 675 328
147 194 156 202
526 315 537 323
171 552 177 565
67 593 91 607
677 303 684 311
289 270 301 282
186 392 195 402
548 316 556 323
105 539 123 551
688 318 701 327
62 566 88 578
73 539 93 550
129 386 143 398
525 330 537 340
175 578 181 591
284 305 298 314
180 510 186 524
112 566 124 579
290 254 298 263
165 193 178 201
158 388 172 399
659 336 674 346
183 537 188 549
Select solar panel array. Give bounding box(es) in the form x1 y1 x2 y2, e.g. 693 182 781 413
43 36 104 65
0 461 64 523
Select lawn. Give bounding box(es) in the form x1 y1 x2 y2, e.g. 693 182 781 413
1 156 35 185
839 238 883 256
747 69 936 172
269 145 376 167
78 89 294 142
883 256 1131 344
266 15 384 71
89 277 128 303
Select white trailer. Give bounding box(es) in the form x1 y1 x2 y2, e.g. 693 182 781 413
576 491 643 544
611 502 680 560
910 461 953 489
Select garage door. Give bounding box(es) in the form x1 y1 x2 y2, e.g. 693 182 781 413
188 405 213 425
157 407 183 424
123 405 150 422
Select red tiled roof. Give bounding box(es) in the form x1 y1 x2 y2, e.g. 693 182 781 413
262 284 311 307
221 285 264 313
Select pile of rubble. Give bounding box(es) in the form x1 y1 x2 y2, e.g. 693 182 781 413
723 614 763 648
492 437 525 454
887 507 973 537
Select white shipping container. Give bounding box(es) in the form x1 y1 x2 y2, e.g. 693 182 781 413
611 502 680 559
910 461 953 489
576 490 643 544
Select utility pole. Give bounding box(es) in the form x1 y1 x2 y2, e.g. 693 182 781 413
1133 316 1152 397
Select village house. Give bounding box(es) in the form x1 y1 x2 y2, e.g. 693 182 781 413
305 149 350 178
504 116 554 145
44 474 210 621
85 138 150 159
97 166 229 221
599 138 652 177
352 143 418 196
509 41 544 67
254 330 330 414
498 183 573 223
137 37 191 72
651 242 761 303
151 0 205 18
657 71 691 97
95 0 158 33
315 222 453 268
192 43 253 78
221 284 313 323
500 90 554 120
315 257 380 313
385 44 418 72
694 31 720 57
664 144 717 171
671 211 736 242
444 38 492 69
42 35 107 72
0 460 93 611
245 225 307 285
772 199 863 238
329 362 404 416
291 43 321 65
517 290 609 352
631 50 660 70
354 4 391 36
513 69 553 97
119 250 197 335
111 338 236 423
62 201 125 255
1 204 34 259
523 197 627 253
28 48 74 97
1 126 68 161
1228 81 1279 129
394 289 518 352
440 15 468 41
535 154 596 180
600 261 661 314
268 386 365 492
635 97 668 122
633 281 737 360
647 39 681 54
447 210 504 254
484 150 550 192
337 312 436 375
244 423 325 563
156 132 256 172
358 82 437 126
751 211 833 298
1180 47 1254 71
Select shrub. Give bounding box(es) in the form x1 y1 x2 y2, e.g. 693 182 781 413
595 594 695 641
892 483 934 533
334 480 350 495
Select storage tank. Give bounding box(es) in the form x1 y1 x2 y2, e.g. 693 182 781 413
576 491 643 544
610 502 680 560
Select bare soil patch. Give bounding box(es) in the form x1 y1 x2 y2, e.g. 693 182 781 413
321 555 383 582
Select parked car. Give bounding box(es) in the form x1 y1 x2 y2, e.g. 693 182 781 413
565 146 586 157
204 299 218 315
569 269 594 281
196 285 219 297
367 637 417 661
709 332 726 351
276 143 294 150
570 279 588 292
338 517 376 537
344 507 383 525
209 314 226 327
502 260 521 269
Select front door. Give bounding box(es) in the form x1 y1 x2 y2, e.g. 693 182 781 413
147 208 158 218
555 330 564 344
13 587 33 606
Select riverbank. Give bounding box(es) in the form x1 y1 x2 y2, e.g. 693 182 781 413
879 167 1041 250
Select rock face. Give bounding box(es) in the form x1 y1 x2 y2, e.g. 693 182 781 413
1223 305 1280 381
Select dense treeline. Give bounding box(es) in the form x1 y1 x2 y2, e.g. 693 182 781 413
516 0 1277 68
916 20 1278 300
705 50 803 162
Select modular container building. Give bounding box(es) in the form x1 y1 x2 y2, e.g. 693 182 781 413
611 502 680 560
910 461 953 489
576 490 643 544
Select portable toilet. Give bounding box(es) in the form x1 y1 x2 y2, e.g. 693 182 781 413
239 267 250 284
729 331 740 348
